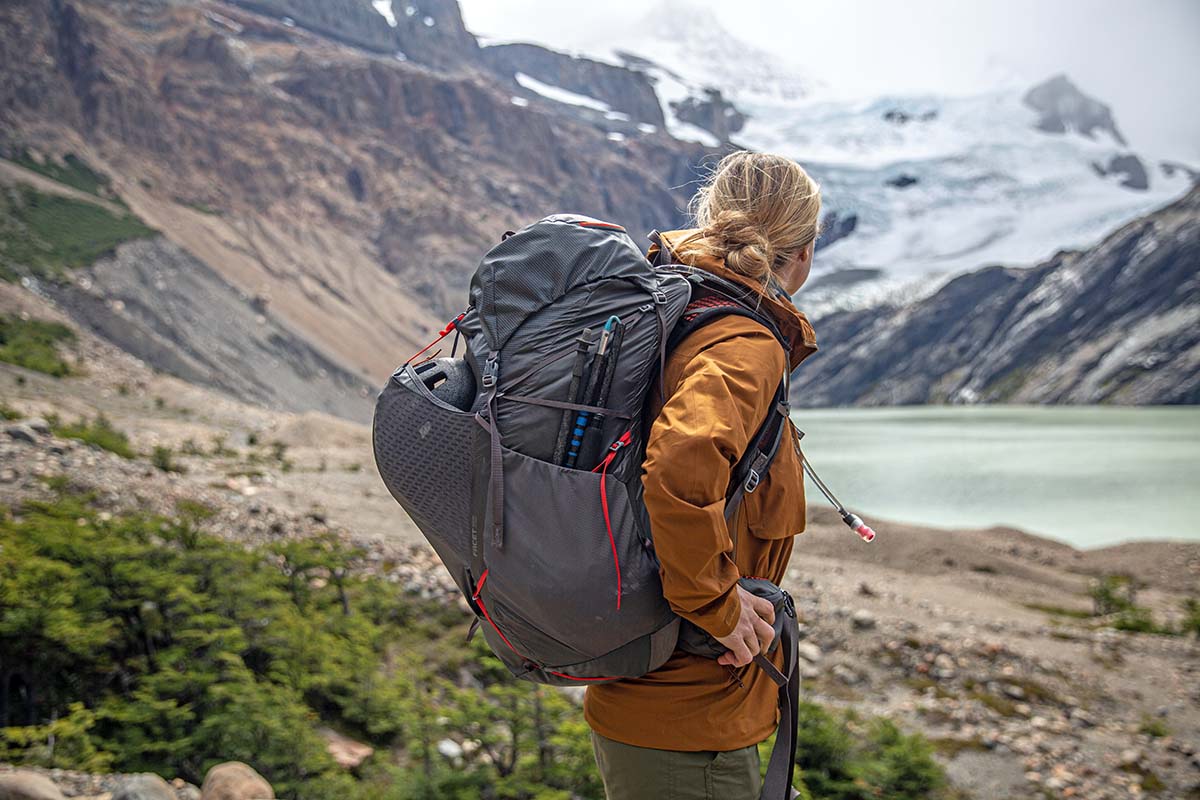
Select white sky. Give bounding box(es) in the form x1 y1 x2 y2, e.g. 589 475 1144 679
458 0 1200 162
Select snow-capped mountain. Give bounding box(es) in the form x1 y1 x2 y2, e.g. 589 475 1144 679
475 0 1195 315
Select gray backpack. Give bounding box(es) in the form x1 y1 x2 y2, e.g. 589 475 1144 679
373 214 800 798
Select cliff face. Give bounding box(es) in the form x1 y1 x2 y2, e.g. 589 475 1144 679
481 42 665 128
0 0 715 411
792 187 1200 406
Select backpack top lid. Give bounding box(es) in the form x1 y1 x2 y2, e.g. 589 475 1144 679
469 214 660 351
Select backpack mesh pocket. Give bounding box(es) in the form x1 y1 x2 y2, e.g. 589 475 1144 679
373 366 476 562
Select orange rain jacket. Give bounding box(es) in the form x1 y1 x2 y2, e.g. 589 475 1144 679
585 229 819 751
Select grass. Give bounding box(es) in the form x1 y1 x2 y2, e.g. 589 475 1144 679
0 400 21 420
11 153 112 198
0 314 76 376
1024 602 1094 619
928 737 990 758
969 690 1018 717
1139 715 1169 738
906 676 956 700
49 414 135 459
151 445 185 474
0 185 155 281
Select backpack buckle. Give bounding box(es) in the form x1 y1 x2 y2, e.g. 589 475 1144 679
481 355 499 388
652 288 668 304
744 469 761 494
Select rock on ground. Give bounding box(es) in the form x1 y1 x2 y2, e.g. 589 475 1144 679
199 763 273 800
0 771 65 800
113 773 176 800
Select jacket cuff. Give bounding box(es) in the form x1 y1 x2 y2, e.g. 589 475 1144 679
680 582 742 640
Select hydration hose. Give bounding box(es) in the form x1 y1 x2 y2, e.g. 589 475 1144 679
800 456 877 543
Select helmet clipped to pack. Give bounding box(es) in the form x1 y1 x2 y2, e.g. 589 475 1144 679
412 357 476 412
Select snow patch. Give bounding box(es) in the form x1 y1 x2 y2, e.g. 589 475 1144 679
514 72 611 113
423 15 435 27
372 0 397 27
607 132 626 142
510 96 529 107
636 122 657 134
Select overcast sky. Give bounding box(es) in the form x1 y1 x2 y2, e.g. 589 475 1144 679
458 0 1200 161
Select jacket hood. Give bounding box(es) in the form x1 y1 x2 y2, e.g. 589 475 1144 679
650 228 818 370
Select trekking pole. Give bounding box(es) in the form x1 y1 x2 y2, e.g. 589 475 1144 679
800 456 876 542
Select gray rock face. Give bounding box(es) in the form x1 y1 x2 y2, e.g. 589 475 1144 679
227 0 395 53
792 186 1200 406
48 237 374 421
4 424 38 444
1092 154 1150 191
227 0 479 69
816 211 857 252
482 43 664 128
1023 74 1127 146
0 772 65 800
112 774 175 800
670 87 746 142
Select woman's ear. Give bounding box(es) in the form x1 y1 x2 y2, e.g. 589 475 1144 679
799 241 814 265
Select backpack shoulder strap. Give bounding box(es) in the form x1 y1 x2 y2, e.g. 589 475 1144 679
650 258 794 533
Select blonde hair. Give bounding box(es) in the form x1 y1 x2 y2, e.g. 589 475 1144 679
686 150 822 284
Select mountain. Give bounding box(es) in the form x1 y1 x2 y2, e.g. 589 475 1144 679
790 186 1200 406
0 0 716 420
495 1 1195 314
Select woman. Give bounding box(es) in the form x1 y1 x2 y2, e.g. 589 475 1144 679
584 151 821 800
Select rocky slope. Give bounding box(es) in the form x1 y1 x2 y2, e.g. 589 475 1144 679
0 0 715 417
792 186 1200 406
2 292 1198 799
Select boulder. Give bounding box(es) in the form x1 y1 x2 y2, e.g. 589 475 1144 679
26 418 51 435
851 609 876 630
0 771 66 800
113 774 175 800
4 424 38 444
199 763 274 800
797 642 823 663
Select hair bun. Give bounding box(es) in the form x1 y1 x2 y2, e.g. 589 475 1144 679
702 209 774 281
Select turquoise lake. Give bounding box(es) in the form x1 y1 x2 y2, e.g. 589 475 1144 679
790 406 1200 549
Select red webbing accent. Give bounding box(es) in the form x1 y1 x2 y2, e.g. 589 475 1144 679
576 220 626 231
405 312 466 365
681 296 742 323
472 568 618 682
592 431 632 610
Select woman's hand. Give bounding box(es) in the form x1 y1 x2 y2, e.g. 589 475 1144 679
715 585 776 667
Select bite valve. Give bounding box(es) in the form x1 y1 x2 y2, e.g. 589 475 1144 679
843 513 876 543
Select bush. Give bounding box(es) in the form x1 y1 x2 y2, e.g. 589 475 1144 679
1182 598 1200 639
13 152 112 198
0 185 155 281
0 314 76 376
151 445 185 474
792 702 949 800
1 488 954 800
50 414 135 458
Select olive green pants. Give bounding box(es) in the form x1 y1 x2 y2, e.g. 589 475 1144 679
591 731 761 800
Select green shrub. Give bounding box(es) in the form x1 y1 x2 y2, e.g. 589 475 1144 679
151 445 185 474
0 185 154 281
12 152 111 198
0 400 20 420
1182 598 1200 639
50 414 135 458
1138 715 1169 738
1090 575 1136 616
791 702 950 799
2 488 954 800
0 314 76 376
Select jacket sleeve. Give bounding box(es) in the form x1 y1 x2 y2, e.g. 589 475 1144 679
641 324 786 639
